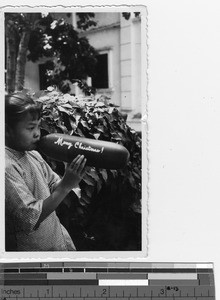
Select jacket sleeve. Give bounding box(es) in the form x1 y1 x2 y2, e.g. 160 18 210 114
5 165 44 234
31 151 60 193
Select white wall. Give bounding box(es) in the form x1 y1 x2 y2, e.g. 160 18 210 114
24 61 40 92
120 14 141 115
86 12 120 27
132 18 141 114
85 13 142 131
82 13 121 106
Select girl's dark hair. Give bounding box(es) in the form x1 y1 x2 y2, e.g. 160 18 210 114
5 91 42 128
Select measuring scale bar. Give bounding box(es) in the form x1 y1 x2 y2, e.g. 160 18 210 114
0 262 215 299
0 285 215 299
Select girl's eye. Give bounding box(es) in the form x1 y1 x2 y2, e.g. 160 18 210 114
27 127 34 131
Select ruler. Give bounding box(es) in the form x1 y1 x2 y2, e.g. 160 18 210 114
0 262 215 299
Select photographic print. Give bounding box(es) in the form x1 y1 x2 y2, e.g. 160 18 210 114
2 6 147 259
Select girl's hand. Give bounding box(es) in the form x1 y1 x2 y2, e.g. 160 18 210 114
60 155 87 192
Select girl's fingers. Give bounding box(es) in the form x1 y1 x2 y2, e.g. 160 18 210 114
81 167 87 178
67 155 80 168
69 155 84 170
68 155 87 176
78 158 87 176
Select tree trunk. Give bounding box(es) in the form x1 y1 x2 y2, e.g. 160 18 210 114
5 21 18 93
15 13 39 91
15 28 31 91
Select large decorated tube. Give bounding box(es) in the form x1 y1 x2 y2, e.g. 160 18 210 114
38 133 130 169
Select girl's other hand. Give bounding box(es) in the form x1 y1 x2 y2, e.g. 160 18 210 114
60 155 87 192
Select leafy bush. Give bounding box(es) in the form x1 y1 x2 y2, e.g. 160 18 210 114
36 88 142 251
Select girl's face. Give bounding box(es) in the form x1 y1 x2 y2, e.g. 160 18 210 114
6 112 41 152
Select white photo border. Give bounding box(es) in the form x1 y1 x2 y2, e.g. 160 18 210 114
0 4 148 260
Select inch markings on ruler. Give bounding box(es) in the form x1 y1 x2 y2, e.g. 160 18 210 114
0 286 215 299
0 262 215 299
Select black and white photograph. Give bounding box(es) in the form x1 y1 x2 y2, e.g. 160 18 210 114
1 0 220 297
2 7 148 258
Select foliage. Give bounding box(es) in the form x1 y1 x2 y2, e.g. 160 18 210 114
5 13 98 94
76 13 97 30
5 12 140 94
122 12 141 20
28 14 98 93
35 88 142 250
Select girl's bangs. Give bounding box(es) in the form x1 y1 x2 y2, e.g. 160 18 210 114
25 102 42 120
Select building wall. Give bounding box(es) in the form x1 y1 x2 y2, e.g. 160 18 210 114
119 15 142 118
79 13 121 106
80 12 142 131
87 12 120 27
24 61 40 92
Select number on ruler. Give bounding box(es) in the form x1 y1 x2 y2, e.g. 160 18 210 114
101 288 107 297
160 288 165 295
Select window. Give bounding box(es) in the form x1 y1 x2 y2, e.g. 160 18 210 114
92 53 109 89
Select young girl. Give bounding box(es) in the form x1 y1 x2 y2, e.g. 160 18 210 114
5 91 87 251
